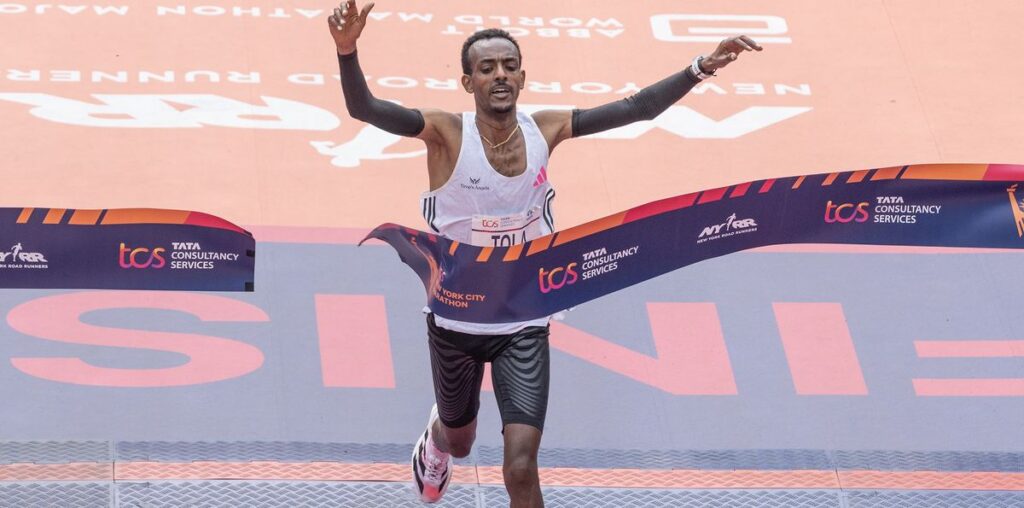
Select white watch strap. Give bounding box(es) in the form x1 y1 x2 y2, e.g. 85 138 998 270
690 56 715 80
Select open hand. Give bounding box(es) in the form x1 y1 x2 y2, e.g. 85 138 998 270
328 0 375 55
701 36 762 73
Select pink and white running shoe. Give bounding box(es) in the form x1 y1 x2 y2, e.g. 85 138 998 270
411 404 453 503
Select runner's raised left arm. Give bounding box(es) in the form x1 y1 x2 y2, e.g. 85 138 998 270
533 36 763 152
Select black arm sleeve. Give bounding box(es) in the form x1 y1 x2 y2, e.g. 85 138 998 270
571 67 701 138
338 51 425 137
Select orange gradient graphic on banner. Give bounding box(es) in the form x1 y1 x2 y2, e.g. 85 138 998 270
1 1 1022 232
1009 185 1024 238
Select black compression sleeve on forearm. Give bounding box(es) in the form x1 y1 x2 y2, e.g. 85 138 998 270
571 68 700 138
338 51 425 137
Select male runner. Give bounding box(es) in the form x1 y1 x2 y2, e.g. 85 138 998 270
327 2 761 505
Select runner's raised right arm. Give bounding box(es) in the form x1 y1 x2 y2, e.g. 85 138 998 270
327 1 426 137
327 1 461 188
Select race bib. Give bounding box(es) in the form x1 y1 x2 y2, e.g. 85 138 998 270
471 207 543 247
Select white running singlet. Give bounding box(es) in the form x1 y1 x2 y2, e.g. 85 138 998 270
421 111 555 334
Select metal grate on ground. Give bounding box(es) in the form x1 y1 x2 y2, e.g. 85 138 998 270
1 441 1023 506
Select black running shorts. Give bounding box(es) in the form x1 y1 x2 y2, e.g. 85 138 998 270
426 314 550 431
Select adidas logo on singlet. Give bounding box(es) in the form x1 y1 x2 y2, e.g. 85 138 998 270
533 166 548 188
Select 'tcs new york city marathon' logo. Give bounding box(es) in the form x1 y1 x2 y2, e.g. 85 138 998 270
1009 184 1024 238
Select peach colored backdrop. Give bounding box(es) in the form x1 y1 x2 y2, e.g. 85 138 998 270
2 0 1022 231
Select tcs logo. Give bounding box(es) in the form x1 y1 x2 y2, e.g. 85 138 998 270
825 200 870 223
538 263 578 294
119 243 166 269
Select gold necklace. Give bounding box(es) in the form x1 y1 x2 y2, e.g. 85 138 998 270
479 123 520 149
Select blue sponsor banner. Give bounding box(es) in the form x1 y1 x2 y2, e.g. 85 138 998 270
0 208 255 291
365 165 1024 323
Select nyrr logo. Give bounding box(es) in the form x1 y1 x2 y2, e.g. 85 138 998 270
1009 184 1024 238
0 243 47 264
538 263 578 294
698 213 758 239
824 200 870 223
119 243 166 269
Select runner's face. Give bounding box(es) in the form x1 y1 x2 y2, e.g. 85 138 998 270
463 38 524 115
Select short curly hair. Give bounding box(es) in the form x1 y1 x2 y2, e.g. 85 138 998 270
460 28 522 75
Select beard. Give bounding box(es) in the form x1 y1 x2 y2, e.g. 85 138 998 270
488 88 518 114
490 101 515 114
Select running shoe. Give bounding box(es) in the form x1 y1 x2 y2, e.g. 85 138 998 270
411 404 453 503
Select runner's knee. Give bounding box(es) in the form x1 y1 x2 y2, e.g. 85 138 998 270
502 453 538 488
439 421 476 458
445 439 473 458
